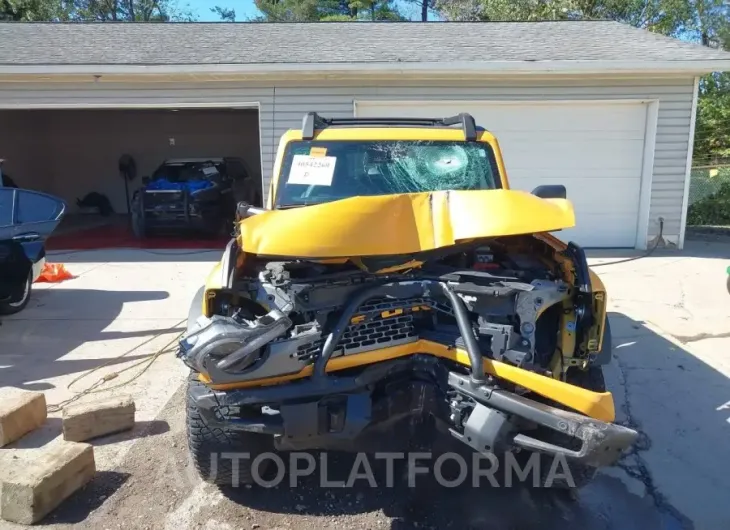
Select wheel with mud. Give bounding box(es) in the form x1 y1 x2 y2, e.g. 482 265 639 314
565 365 606 393
186 378 272 487
0 270 32 315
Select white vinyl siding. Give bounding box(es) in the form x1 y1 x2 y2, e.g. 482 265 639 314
0 76 695 248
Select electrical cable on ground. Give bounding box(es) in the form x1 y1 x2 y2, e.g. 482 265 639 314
590 218 665 268
46 318 187 414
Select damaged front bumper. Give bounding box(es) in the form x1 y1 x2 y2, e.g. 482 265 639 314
189 355 638 468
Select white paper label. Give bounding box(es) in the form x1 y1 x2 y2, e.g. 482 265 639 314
287 155 336 186
202 166 219 176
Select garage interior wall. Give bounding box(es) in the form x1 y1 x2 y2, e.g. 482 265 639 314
0 108 261 214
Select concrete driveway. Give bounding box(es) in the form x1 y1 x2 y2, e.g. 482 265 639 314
0 240 728 530
0 248 220 470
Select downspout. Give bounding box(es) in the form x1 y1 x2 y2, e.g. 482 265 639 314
678 76 701 250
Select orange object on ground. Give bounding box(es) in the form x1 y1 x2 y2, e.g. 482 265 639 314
35 263 74 283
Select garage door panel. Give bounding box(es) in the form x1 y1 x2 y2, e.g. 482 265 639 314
356 100 648 248
515 178 640 214
362 102 647 132
498 142 645 173
477 112 646 133
495 130 645 142
507 169 643 180
558 211 640 246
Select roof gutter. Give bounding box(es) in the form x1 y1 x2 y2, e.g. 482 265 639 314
0 60 729 77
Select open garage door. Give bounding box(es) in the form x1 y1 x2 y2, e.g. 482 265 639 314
355 100 652 248
0 107 262 245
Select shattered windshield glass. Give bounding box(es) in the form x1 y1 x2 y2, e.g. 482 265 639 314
275 140 498 207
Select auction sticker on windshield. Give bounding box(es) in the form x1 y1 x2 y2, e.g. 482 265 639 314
288 155 336 186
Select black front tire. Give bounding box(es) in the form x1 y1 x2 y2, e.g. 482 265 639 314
186 378 273 487
0 270 32 315
565 365 607 393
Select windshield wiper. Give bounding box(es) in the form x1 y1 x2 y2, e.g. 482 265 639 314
276 198 335 209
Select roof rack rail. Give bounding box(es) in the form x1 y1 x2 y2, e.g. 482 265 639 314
301 112 477 142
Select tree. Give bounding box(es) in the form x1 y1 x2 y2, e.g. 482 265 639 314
404 0 435 21
433 0 730 163
695 73 730 163
434 0 689 32
679 2 730 163
70 0 196 21
1 0 71 21
252 0 404 21
211 5 235 21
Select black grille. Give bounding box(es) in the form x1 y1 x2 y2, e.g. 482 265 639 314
294 340 323 363
145 191 184 206
292 297 446 362
339 314 416 354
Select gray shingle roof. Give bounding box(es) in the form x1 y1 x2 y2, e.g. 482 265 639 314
1 20 729 67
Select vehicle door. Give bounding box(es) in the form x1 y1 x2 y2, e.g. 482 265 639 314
0 187 66 273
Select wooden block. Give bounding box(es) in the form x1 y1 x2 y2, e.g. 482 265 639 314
0 389 47 447
62 395 135 442
0 440 95 524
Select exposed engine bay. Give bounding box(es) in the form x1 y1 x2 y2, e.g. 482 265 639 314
179 234 602 388
180 233 636 469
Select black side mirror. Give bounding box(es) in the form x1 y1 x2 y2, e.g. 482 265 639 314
531 185 566 200
142 176 150 184
236 201 267 221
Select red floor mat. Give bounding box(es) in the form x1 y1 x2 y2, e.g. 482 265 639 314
47 224 229 250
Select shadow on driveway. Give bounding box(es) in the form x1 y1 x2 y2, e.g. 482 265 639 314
0 288 176 390
46 248 223 264
604 311 730 529
585 238 730 262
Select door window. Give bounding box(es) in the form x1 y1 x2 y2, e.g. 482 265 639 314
16 190 65 225
0 188 15 227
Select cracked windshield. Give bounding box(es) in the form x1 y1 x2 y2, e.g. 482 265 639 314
275 140 498 207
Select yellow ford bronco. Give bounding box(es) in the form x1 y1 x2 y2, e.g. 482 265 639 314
178 113 637 489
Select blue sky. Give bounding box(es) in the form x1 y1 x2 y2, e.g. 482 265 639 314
185 0 260 21
182 0 428 22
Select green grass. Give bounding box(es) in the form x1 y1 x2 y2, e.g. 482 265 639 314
688 166 730 226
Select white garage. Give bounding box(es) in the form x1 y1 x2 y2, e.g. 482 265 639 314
2 21 730 249
355 100 653 248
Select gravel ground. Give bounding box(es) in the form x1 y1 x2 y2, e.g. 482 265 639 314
30 383 680 530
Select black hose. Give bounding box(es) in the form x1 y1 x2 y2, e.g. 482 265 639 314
313 282 394 379
591 218 665 268
439 283 486 383
312 280 486 383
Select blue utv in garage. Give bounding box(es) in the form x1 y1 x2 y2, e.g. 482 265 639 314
131 157 255 239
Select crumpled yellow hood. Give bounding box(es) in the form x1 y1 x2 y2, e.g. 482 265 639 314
238 189 575 258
